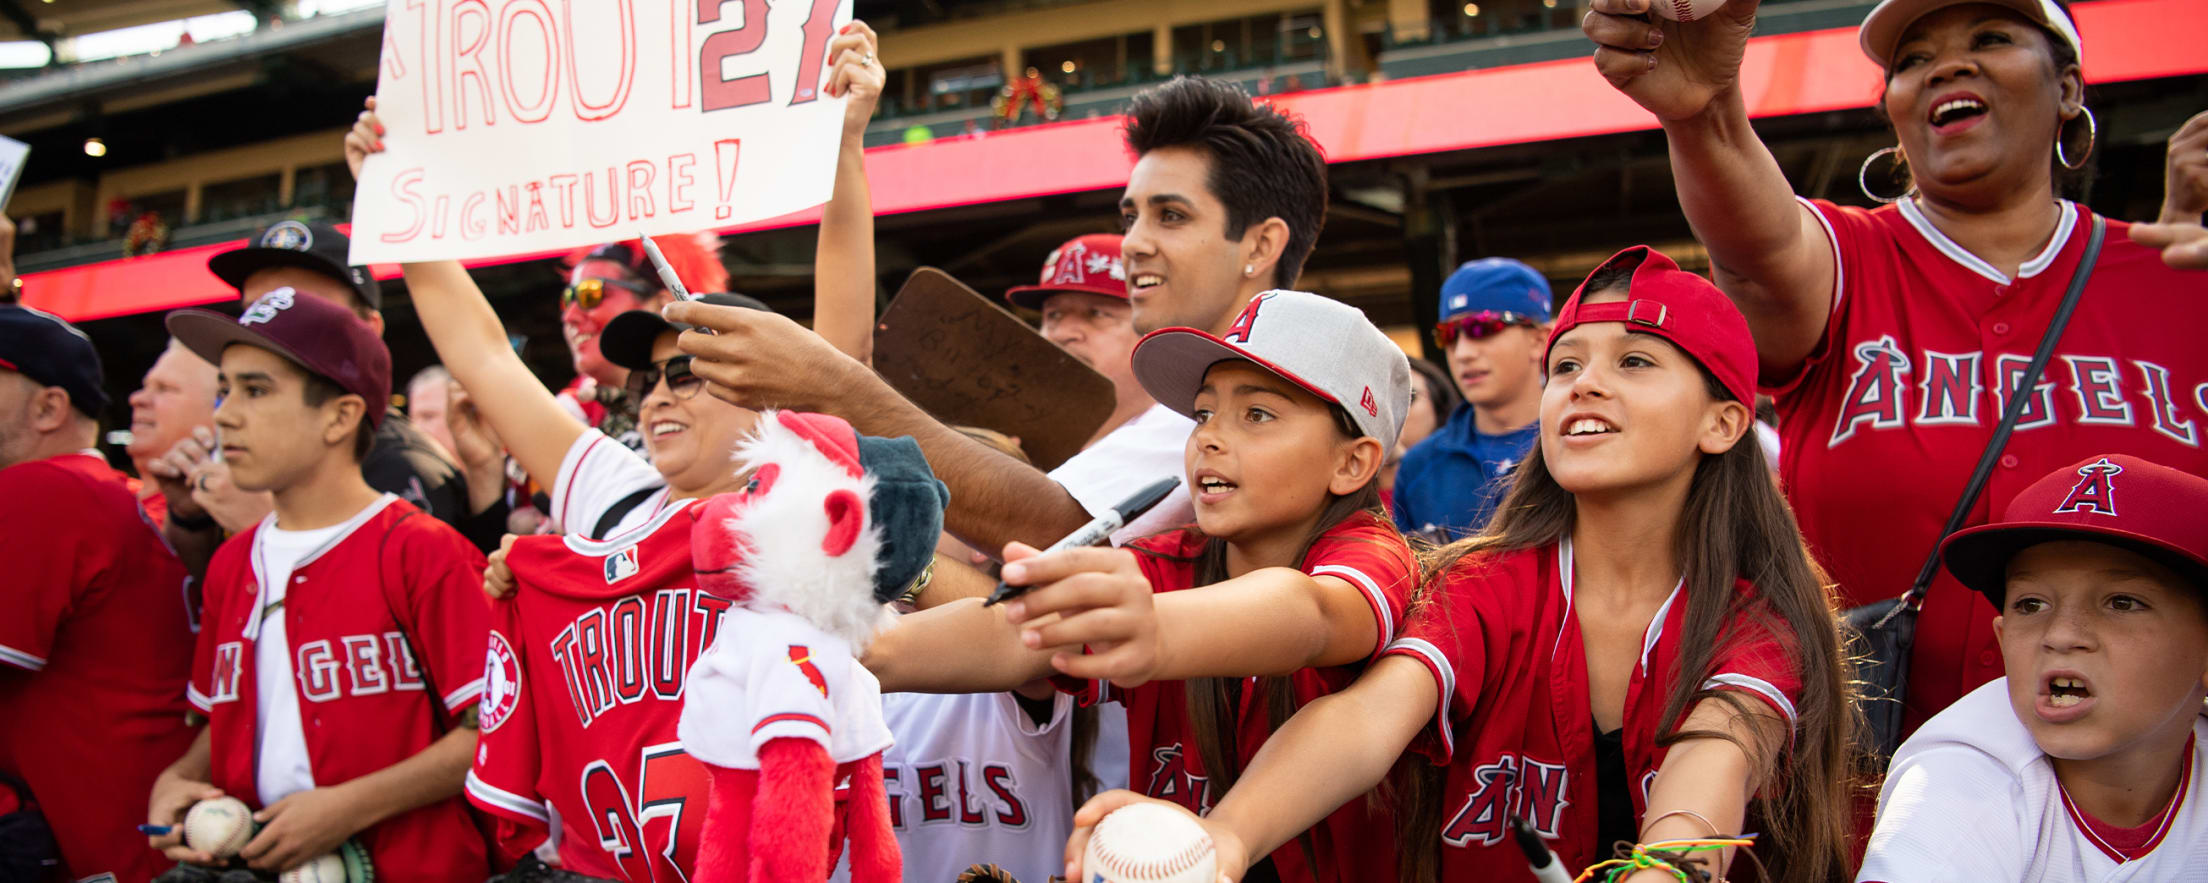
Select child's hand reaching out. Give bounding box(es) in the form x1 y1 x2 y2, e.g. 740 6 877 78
997 542 1166 688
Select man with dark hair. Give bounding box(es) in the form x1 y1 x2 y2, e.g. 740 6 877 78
667 75 1328 567
147 221 491 567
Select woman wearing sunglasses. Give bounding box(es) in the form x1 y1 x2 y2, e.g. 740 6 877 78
340 21 887 539
1391 257 1553 543
555 236 730 456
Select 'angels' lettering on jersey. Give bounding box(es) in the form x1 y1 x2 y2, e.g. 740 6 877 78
884 758 1033 830
202 632 425 705
1829 341 2200 447
548 587 732 728
1439 753 1571 847
1142 743 1215 815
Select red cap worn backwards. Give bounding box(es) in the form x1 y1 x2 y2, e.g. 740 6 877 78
1005 233 1127 310
1941 455 2208 608
1546 246 1758 409
165 287 393 428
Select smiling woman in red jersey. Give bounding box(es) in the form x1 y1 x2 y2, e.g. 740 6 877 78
1582 0 2208 734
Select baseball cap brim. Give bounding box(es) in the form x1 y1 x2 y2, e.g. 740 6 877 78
166 308 320 383
1859 0 2080 68
1940 521 2208 608
208 247 380 310
1004 282 1128 311
1131 327 1345 426
599 292 771 371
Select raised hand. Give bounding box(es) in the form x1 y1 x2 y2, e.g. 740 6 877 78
1584 0 1766 123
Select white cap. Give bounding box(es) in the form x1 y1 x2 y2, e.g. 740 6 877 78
1858 0 2082 68
1132 289 1412 444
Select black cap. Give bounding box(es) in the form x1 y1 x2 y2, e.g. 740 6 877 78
207 220 383 311
599 292 771 370
855 432 951 603
0 304 108 417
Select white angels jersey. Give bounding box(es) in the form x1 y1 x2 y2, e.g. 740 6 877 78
678 606 893 769
1860 680 2208 882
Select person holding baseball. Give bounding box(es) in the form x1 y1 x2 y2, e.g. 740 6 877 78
1064 249 1857 883
868 289 1419 883
1582 0 2208 738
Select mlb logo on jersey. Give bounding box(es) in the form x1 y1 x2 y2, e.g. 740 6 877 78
604 547 640 584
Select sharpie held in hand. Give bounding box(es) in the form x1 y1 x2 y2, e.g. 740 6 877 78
983 477 1180 607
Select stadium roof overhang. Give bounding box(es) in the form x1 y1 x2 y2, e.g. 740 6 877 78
22 0 2206 322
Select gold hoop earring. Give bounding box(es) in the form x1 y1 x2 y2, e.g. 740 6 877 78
2057 107 2097 171
1857 146 1917 204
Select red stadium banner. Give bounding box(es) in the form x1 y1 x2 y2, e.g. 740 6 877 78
24 0 2204 321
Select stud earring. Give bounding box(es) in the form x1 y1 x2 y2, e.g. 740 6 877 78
1243 264 1255 277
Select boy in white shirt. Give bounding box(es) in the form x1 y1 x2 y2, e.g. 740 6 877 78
1860 453 2208 882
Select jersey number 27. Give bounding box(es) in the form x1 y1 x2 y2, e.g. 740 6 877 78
582 744 710 881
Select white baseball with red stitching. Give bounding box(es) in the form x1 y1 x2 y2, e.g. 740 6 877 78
1651 0 1725 21
1083 803 1219 883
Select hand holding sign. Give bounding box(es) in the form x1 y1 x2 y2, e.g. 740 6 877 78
350 0 854 265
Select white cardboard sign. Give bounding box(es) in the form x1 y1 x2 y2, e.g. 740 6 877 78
350 0 851 264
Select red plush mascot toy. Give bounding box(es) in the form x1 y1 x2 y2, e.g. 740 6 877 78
677 410 947 883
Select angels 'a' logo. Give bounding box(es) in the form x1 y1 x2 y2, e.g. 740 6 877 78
259 220 313 252
1047 243 1089 286
603 546 640 583
1222 292 1272 344
238 289 296 326
479 631 522 733
2054 458 2124 516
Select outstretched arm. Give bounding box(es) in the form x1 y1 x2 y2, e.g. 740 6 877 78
863 596 1061 693
810 22 884 364
346 98 588 493
1583 0 1837 378
1064 655 1438 882
1625 698 1789 881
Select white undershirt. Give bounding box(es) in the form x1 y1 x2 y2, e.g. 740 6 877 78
254 521 344 807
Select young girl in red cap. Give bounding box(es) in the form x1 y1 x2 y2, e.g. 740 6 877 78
868 288 1418 883
1066 247 1858 883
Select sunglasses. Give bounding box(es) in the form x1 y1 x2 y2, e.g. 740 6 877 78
1433 311 1539 348
563 276 655 311
624 355 705 406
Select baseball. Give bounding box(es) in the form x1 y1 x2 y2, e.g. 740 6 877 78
280 853 347 883
182 796 256 858
1651 0 1726 21
1082 802 1218 883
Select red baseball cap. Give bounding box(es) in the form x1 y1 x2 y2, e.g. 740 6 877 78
1005 234 1127 310
1942 455 2208 607
1546 246 1758 409
165 287 393 428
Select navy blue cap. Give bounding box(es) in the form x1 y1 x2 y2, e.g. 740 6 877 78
0 305 108 417
208 220 383 311
1439 258 1552 323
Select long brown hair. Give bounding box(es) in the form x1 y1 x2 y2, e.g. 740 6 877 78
1129 401 1391 858
1394 372 1860 883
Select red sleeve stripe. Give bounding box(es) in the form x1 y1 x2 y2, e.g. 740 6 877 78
0 643 45 672
186 683 214 714
465 770 551 824
1381 637 1454 762
1311 564 1394 655
1703 673 1798 725
752 712 831 736
444 676 486 713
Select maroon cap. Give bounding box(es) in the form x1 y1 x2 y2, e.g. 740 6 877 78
1005 234 1127 310
1546 246 1758 408
1942 455 2208 607
165 287 393 428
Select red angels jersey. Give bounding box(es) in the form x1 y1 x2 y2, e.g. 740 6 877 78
1057 511 1416 883
1379 538 1803 880
1777 199 2208 729
0 452 196 883
466 500 727 881
189 495 491 880
1859 680 2208 882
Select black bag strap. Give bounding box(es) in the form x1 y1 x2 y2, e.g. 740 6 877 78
1877 212 2106 626
591 486 661 540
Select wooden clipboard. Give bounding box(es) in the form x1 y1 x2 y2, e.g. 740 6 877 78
872 267 1115 472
